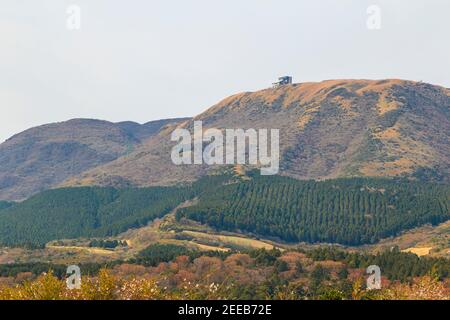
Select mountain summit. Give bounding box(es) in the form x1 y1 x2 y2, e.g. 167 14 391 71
63 79 449 188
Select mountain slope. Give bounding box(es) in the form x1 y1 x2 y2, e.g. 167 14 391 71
65 79 450 188
0 173 448 247
0 118 188 200
0 186 190 247
176 174 450 245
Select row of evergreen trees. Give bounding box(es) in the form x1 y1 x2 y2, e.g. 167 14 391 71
0 186 191 247
89 239 127 249
177 175 449 245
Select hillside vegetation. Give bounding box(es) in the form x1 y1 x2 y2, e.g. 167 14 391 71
0 118 188 201
176 174 450 245
0 173 448 247
66 80 450 188
0 201 13 211
0 247 449 300
0 186 190 247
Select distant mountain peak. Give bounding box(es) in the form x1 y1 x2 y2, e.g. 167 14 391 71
0 117 190 200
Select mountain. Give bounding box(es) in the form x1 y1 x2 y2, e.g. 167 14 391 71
64 79 450 188
0 118 189 200
116 118 190 141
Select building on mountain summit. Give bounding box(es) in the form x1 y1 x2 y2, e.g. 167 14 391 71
272 76 293 88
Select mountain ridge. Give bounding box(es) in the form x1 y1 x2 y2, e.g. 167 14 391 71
0 117 189 200
63 79 450 188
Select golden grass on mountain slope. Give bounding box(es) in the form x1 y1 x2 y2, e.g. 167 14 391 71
181 230 280 251
205 79 406 113
376 91 402 115
297 113 313 130
374 126 401 140
355 79 406 94
60 79 449 187
402 247 433 257
369 220 450 258
360 158 418 176
119 209 281 254
46 245 117 256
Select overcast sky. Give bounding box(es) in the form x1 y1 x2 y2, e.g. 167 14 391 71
0 0 449 142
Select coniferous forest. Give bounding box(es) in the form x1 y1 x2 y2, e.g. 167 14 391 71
176 174 450 245
0 186 191 247
0 173 448 247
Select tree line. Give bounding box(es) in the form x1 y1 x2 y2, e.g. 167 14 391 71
177 175 449 245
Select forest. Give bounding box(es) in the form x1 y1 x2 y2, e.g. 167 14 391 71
0 174 227 247
0 201 13 211
0 186 191 247
176 174 450 245
0 173 448 247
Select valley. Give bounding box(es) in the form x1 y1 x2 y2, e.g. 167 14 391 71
1 190 448 266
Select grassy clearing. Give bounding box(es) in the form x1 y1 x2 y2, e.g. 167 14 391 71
46 245 117 256
401 247 433 257
367 220 450 258
181 230 280 250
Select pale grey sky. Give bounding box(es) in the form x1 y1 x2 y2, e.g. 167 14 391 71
0 0 449 142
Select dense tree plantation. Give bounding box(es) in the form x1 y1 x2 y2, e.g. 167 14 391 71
134 244 193 266
0 201 14 211
88 239 128 249
177 175 450 245
0 175 228 247
0 173 448 247
0 186 191 247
